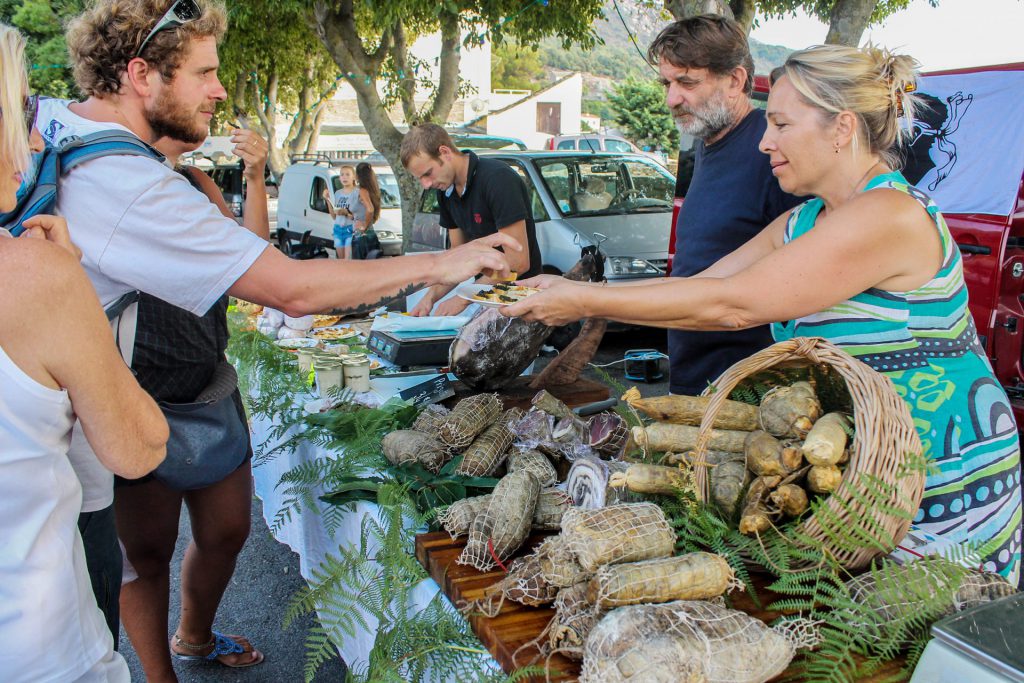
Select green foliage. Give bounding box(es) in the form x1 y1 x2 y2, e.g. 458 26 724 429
227 312 516 681
491 41 546 92
582 98 615 122
320 456 500 518
4 0 83 98
661 449 975 682
755 0 937 29
608 77 679 151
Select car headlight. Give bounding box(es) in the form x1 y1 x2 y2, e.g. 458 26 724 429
607 257 661 275
376 231 397 240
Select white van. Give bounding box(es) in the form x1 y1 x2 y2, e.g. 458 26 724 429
276 157 402 256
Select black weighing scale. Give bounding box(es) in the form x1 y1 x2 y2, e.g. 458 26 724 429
367 328 458 368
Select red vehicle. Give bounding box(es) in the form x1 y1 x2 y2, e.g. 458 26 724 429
668 64 1024 428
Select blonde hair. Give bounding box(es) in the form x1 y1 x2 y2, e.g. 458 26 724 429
66 0 227 97
0 24 30 177
774 44 919 168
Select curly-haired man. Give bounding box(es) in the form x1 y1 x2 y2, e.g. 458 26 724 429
42 0 518 677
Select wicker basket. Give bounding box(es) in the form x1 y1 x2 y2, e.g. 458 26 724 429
693 337 925 570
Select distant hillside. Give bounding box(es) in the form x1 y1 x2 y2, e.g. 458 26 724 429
535 1 798 101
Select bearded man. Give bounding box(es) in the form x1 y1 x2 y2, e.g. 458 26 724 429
648 15 804 396
36 0 515 649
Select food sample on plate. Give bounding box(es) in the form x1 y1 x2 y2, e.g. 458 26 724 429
274 337 319 350
472 284 541 304
311 326 359 340
312 314 343 328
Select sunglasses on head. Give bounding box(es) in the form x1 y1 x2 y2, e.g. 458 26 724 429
135 0 202 59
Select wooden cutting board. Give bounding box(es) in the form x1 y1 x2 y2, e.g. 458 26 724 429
415 530 909 682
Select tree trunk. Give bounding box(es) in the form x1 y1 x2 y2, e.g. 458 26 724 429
664 0 735 21
729 0 756 34
314 0 463 252
825 0 878 46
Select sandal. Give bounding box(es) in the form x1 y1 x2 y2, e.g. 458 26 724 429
171 630 265 668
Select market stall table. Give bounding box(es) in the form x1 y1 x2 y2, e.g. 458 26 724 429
249 370 609 674
414 530 910 682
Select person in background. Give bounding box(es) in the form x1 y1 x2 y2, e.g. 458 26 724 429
44 0 515 648
505 44 1022 584
0 24 167 682
323 164 357 258
403 123 541 316
351 161 381 259
649 15 803 396
115 127 270 678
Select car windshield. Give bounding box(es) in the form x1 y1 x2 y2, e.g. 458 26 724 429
377 172 401 208
535 156 675 218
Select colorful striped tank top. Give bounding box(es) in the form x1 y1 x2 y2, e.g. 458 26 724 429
771 171 1021 583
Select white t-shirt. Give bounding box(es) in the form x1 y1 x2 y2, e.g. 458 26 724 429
332 187 356 228
0 344 128 682
37 99 269 511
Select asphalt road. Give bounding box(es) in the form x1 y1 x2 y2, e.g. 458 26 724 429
118 497 348 683
117 325 670 682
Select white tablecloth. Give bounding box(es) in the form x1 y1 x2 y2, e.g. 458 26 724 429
249 376 500 675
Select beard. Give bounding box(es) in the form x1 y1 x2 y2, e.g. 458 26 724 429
145 87 208 145
672 89 737 141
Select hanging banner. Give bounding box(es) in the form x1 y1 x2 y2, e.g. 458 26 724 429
900 68 1024 217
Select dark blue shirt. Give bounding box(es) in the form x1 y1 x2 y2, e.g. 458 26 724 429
668 108 803 395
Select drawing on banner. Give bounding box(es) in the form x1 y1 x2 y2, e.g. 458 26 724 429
902 91 974 192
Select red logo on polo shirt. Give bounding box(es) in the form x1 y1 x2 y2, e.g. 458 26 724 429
474 213 482 224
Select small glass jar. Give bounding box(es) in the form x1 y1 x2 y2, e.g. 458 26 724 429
315 358 345 398
342 357 371 393
296 348 315 374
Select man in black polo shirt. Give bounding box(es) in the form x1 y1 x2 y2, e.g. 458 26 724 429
402 124 542 316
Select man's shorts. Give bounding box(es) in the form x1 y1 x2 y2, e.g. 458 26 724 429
333 224 354 248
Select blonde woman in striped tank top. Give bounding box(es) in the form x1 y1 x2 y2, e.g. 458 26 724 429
505 44 1021 583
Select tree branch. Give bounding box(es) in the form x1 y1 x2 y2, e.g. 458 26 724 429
424 10 461 124
825 0 877 46
729 0 756 34
664 0 735 20
391 21 418 124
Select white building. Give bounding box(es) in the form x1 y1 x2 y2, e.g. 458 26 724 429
272 31 583 155
461 73 583 149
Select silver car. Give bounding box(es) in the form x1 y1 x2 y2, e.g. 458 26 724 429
407 151 675 280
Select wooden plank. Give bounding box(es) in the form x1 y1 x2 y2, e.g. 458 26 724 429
447 376 609 413
415 530 909 682
417 531 579 681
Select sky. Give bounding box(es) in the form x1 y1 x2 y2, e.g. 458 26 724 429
749 0 1024 71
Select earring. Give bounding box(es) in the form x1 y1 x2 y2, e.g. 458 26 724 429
834 143 840 154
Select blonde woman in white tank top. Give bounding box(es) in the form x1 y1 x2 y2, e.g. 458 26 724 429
0 24 167 682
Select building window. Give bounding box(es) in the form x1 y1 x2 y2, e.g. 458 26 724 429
537 102 561 136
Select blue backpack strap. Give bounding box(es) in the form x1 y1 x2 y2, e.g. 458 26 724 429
1 130 164 236
58 130 165 172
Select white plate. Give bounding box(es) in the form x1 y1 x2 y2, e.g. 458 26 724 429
454 282 539 308
309 325 360 341
275 337 319 349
